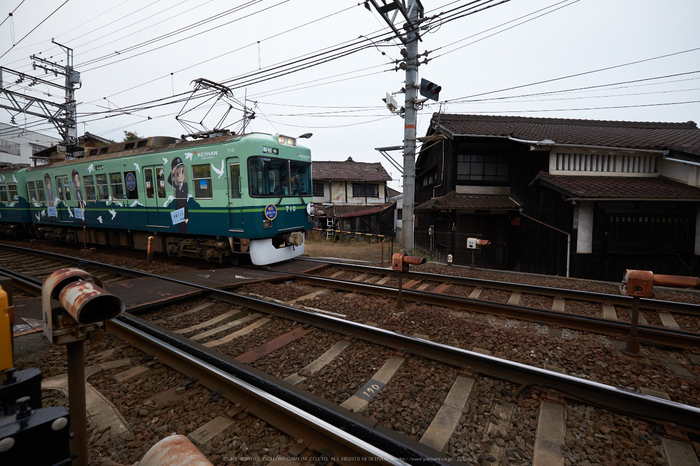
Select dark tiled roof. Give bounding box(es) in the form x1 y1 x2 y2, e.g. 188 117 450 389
431 114 700 156
416 191 521 211
335 203 393 218
536 173 700 200
312 203 394 218
313 158 392 182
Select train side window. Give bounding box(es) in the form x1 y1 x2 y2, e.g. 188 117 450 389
144 168 155 199
62 176 71 201
27 181 37 202
229 162 241 199
8 183 18 201
110 172 124 199
156 167 166 199
55 177 65 201
192 164 212 199
0 184 7 202
83 175 96 201
124 171 138 200
96 174 109 200
35 180 46 202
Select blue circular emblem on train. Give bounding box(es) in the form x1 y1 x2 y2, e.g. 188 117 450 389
125 172 137 191
264 204 277 220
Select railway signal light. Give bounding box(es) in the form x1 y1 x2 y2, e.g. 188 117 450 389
420 78 441 101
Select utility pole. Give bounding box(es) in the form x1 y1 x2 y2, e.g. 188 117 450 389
368 0 424 254
0 40 82 158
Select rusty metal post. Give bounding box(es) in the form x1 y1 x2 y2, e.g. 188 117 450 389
621 270 653 357
41 268 125 466
147 236 154 263
67 339 87 466
624 296 641 356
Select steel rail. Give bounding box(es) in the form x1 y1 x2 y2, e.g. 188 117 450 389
297 258 700 316
116 303 700 433
5 258 446 465
0 265 49 295
286 273 700 350
109 316 439 466
0 243 154 280
4 246 700 432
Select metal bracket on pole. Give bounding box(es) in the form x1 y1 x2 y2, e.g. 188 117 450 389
375 145 404 174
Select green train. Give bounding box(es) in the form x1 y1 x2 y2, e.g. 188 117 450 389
0 132 314 265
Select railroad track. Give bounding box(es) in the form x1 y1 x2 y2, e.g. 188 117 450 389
5 247 700 464
265 259 700 350
0 243 145 294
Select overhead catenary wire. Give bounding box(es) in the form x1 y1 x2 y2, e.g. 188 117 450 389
0 0 70 60
2 0 697 140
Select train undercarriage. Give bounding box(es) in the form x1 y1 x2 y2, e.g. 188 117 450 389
16 224 304 265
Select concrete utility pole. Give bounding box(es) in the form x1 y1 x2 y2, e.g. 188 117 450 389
0 40 82 158
402 3 421 255
368 0 424 254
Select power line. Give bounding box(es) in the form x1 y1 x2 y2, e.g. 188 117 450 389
0 0 71 60
92 3 362 103
77 0 276 70
446 47 700 103
0 0 26 28
450 99 700 114
450 70 700 104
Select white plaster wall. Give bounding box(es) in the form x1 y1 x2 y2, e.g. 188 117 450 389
658 159 699 187
0 123 59 166
576 201 594 254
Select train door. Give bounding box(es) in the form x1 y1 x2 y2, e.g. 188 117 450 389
55 175 71 222
143 166 167 227
227 158 243 232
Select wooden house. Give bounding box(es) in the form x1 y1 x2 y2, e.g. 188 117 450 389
415 114 700 280
312 157 396 237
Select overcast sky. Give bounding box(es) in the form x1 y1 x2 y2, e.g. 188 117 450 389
2 0 699 189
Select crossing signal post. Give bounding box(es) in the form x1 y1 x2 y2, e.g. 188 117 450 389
420 78 441 101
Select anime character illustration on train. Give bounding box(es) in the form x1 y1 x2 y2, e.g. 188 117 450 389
167 156 189 234
72 169 85 224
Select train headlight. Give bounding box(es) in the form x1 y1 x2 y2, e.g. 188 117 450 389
278 135 297 147
263 219 272 229
306 203 315 216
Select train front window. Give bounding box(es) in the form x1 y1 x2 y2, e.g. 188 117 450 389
289 161 311 195
0 184 7 202
247 156 309 197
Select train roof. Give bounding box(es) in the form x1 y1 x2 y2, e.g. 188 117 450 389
24 132 310 173
0 163 30 173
